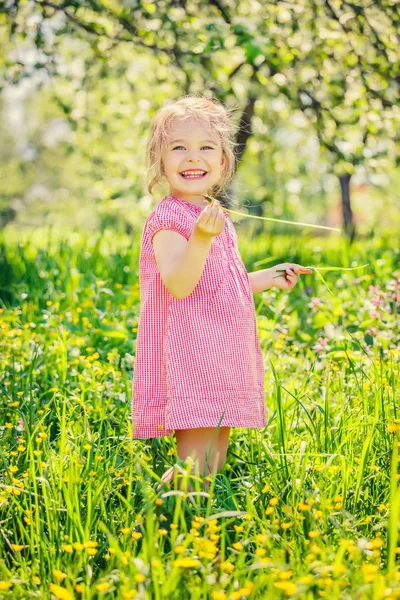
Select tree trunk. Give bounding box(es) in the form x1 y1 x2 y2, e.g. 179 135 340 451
339 173 356 241
234 94 257 168
222 93 257 208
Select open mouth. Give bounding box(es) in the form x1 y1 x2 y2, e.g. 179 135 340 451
179 170 208 180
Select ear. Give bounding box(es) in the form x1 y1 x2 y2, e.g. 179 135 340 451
220 153 226 173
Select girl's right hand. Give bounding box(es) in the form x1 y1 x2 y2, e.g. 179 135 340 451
193 200 226 239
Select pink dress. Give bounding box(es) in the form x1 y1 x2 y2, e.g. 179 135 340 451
131 194 267 439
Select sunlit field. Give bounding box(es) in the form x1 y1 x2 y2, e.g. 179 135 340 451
0 226 399 600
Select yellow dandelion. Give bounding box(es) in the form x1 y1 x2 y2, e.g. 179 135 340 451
281 522 292 530
61 545 73 553
274 581 298 595
120 528 131 535
49 584 73 600
11 544 23 551
332 564 346 575
211 592 227 600
278 570 293 580
0 582 12 590
367 538 383 550
298 574 314 585
96 582 112 592
308 531 320 538
73 542 85 550
220 561 235 573
387 423 400 434
232 542 243 551
53 569 67 583
269 497 279 506
173 557 201 568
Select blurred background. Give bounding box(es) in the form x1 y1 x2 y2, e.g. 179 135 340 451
0 0 399 241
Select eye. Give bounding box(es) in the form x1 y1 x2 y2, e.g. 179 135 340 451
172 145 214 150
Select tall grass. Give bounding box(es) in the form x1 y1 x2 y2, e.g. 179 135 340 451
0 225 399 599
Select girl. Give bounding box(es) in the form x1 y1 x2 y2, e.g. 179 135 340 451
132 94 312 493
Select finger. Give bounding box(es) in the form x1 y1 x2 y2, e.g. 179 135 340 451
204 203 214 224
211 202 223 227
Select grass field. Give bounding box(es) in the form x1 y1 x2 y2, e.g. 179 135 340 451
0 226 399 599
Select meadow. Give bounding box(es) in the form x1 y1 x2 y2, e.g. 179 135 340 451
0 225 399 599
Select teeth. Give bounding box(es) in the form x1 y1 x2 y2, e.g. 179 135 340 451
180 170 206 177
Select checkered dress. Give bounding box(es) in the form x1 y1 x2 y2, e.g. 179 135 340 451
131 194 267 439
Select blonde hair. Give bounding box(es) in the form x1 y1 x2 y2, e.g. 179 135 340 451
146 94 239 202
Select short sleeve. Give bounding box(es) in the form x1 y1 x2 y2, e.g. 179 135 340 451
142 202 194 256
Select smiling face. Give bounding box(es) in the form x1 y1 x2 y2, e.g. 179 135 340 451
161 118 226 205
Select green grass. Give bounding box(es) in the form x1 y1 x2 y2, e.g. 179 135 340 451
0 225 399 599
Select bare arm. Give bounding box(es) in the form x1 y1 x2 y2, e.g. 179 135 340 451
152 200 226 299
248 264 313 293
153 229 212 299
248 269 276 294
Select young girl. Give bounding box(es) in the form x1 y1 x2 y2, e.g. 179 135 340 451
132 94 312 493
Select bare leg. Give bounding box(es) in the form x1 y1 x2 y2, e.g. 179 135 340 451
159 427 231 493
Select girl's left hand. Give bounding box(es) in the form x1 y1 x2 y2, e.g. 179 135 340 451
271 263 313 291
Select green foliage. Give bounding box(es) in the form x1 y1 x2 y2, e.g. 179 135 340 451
0 225 399 597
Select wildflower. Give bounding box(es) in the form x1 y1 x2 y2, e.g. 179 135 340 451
96 582 112 591
366 538 383 550
232 542 244 551
278 570 293 580
298 574 314 584
0 582 11 591
49 584 73 600
308 531 320 538
53 570 67 583
220 561 235 573
269 497 279 506
308 297 322 310
73 542 85 550
387 423 400 434
274 581 298 595
314 337 329 355
173 557 201 568
10 544 23 551
362 563 378 583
